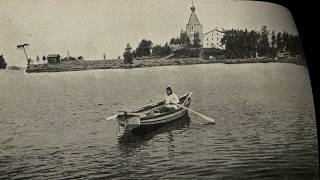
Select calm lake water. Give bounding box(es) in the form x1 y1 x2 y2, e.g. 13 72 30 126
0 63 318 179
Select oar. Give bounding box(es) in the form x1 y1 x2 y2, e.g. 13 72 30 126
181 92 192 106
175 103 215 123
106 114 119 121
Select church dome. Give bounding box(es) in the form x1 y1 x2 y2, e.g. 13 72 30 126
191 5 195 11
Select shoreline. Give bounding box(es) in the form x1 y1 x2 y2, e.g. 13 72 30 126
26 57 306 73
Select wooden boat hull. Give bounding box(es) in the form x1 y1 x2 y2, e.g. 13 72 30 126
132 109 189 134
117 92 192 135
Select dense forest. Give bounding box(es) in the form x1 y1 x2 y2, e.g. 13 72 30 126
221 26 303 59
123 26 303 64
134 39 172 58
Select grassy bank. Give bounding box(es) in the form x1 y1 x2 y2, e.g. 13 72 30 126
26 56 306 73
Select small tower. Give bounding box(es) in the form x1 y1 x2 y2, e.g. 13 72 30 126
186 2 203 47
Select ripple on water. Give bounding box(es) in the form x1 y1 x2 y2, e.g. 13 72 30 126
0 64 318 179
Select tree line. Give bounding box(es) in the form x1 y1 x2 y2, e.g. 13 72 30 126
169 31 201 48
123 39 173 63
123 25 303 63
134 39 172 58
221 26 303 59
123 31 202 63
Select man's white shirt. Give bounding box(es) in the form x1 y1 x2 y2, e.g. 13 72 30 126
165 93 179 109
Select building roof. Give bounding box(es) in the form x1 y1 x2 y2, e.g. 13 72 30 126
204 29 225 35
187 11 201 26
47 54 60 58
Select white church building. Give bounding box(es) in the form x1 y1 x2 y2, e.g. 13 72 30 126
185 4 225 50
186 4 203 47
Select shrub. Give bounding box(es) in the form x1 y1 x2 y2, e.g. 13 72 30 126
172 48 200 58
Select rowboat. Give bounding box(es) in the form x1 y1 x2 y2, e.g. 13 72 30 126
116 92 192 135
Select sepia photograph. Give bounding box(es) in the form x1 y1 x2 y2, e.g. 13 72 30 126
0 0 318 179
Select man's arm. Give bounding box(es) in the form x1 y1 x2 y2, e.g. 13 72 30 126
172 94 180 104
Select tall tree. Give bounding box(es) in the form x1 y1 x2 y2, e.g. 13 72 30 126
270 31 277 57
169 37 181 45
271 31 276 48
123 43 133 64
42 55 46 63
36 55 40 64
276 32 282 52
153 42 172 57
163 42 172 55
180 31 191 47
248 30 258 58
193 32 201 48
153 44 162 56
257 26 270 57
135 39 153 57
282 31 289 52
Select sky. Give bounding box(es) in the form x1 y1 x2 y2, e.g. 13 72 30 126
0 0 299 67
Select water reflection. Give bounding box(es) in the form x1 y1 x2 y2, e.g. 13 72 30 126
118 114 190 151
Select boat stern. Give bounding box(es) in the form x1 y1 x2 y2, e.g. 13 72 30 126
116 112 141 134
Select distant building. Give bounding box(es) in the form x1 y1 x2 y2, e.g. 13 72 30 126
47 54 61 64
184 3 225 49
186 4 203 46
203 29 225 49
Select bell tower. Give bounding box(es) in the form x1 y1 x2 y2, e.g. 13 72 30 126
186 2 203 47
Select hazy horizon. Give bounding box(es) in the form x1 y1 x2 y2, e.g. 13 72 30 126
1 0 299 67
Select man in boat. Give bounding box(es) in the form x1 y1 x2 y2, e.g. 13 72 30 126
159 86 180 113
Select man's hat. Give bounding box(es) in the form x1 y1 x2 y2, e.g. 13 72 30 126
166 86 172 91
